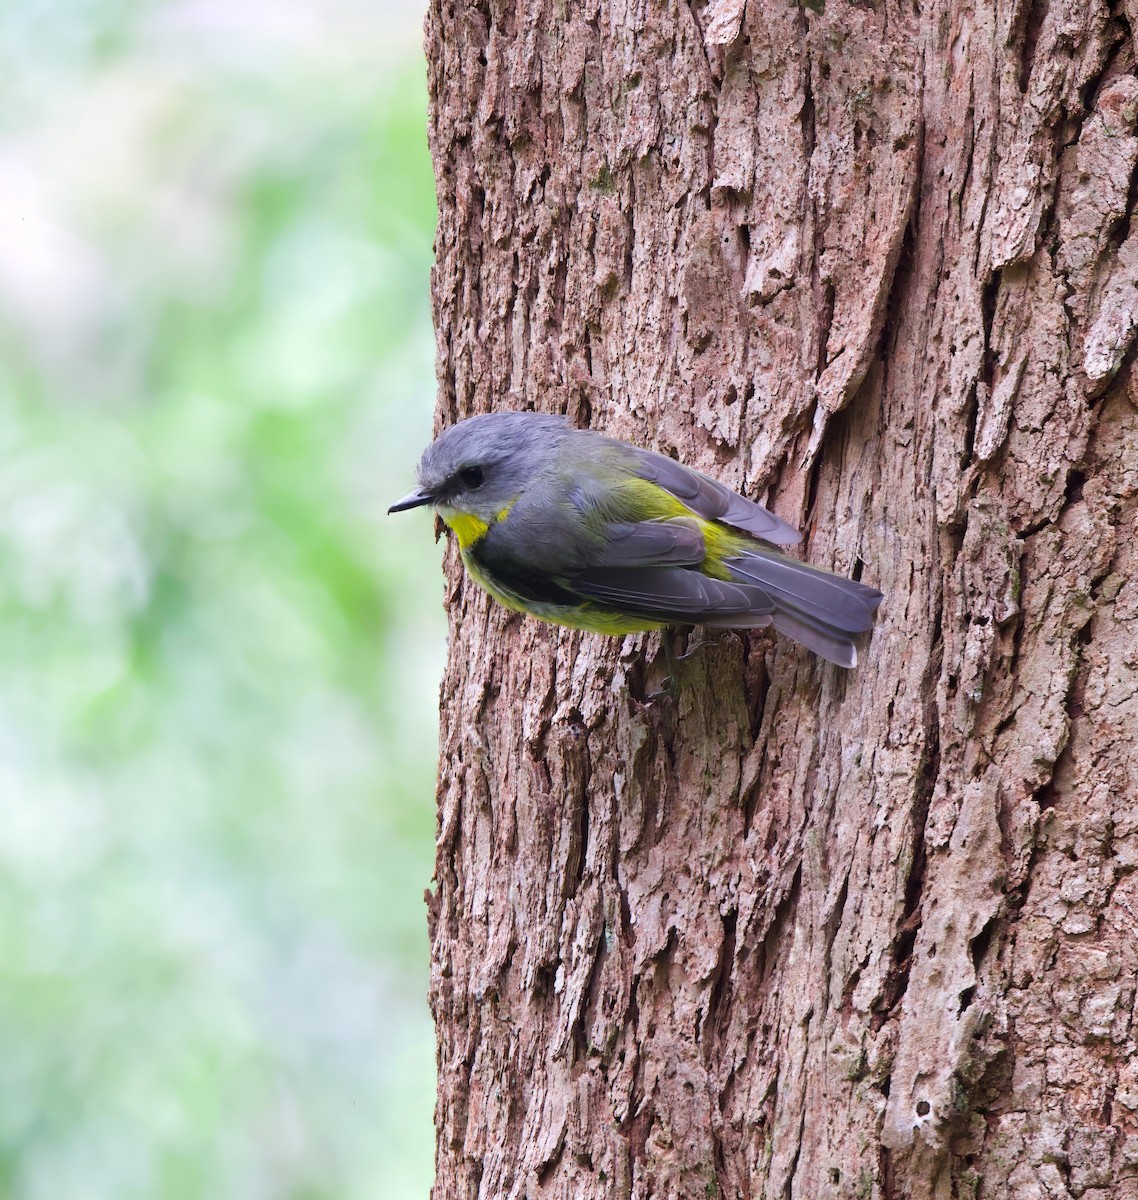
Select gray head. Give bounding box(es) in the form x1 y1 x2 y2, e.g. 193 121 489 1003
388 411 571 523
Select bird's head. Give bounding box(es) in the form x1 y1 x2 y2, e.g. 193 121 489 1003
388 411 570 545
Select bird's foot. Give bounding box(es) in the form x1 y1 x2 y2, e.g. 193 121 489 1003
644 632 685 701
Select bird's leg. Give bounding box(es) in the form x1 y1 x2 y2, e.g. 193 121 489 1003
673 631 702 664
645 628 685 701
647 629 744 699
662 630 680 687
679 628 743 662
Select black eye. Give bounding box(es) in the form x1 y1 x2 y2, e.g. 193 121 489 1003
459 466 484 488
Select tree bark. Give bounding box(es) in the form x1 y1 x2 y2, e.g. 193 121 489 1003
423 1 1138 1196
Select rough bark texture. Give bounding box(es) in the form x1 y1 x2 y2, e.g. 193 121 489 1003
423 1 1138 1196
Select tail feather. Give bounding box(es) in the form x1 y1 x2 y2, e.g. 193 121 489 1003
726 548 884 668
726 551 882 634
770 610 859 668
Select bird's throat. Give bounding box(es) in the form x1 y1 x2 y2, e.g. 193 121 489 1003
442 510 490 549
441 499 517 550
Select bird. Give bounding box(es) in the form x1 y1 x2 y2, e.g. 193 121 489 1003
388 411 883 668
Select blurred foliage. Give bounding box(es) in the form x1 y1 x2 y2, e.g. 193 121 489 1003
0 2 442 1197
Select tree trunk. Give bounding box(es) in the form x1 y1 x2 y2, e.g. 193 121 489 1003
423 0 1138 1196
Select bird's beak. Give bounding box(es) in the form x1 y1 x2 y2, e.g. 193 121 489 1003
387 487 434 514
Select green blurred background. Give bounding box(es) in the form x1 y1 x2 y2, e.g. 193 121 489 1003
0 2 442 1196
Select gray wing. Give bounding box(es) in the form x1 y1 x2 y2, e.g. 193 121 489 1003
555 475 781 625
623 442 803 545
569 565 775 626
588 518 707 568
553 507 774 622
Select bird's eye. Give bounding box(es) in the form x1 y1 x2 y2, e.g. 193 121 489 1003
459 466 484 488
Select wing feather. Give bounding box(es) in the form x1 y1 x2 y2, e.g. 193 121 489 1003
569 565 775 624
590 519 706 568
626 445 803 545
